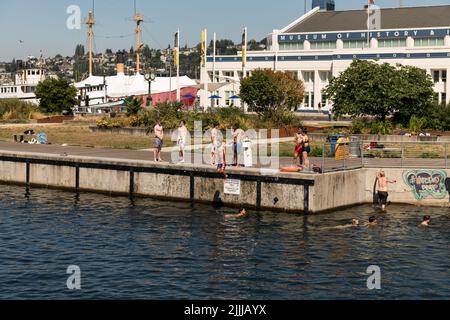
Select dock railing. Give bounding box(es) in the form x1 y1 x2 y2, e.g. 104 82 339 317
318 141 449 173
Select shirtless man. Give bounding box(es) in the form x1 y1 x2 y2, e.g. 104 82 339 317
377 171 397 211
224 208 247 219
210 123 220 166
420 216 431 227
322 219 360 230
154 120 164 162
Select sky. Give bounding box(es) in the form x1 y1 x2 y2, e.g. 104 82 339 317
1 0 449 61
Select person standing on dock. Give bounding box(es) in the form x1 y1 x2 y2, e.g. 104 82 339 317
301 128 311 169
177 120 188 163
154 120 164 162
293 128 303 166
377 171 397 211
210 123 220 166
232 124 245 167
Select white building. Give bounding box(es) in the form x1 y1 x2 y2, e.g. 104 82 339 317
201 5 450 110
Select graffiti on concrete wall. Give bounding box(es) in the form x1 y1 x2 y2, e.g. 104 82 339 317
403 170 448 200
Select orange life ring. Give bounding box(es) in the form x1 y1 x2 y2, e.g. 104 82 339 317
280 167 303 173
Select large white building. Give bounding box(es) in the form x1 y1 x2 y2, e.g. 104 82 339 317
201 5 450 111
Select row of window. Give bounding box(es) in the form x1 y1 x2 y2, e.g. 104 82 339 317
23 70 43 76
0 86 18 93
84 85 104 92
279 38 446 50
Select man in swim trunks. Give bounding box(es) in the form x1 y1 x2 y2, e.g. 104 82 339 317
377 171 397 211
293 128 303 166
154 120 164 162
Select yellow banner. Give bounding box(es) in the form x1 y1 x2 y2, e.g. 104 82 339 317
242 47 246 67
201 30 206 66
174 47 179 67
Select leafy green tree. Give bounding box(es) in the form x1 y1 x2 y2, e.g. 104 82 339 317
324 60 434 122
393 65 435 126
240 69 304 118
126 97 143 117
35 79 77 114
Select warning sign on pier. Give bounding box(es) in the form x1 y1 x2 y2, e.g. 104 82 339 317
224 179 241 195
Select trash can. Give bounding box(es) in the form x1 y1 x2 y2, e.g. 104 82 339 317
349 136 361 158
328 134 345 157
243 138 253 167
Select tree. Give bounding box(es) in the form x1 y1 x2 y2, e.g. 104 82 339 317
74 44 85 58
393 65 435 126
240 69 304 117
126 97 143 117
324 60 434 121
35 79 77 114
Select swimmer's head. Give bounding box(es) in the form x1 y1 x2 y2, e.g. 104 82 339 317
379 171 385 177
239 208 246 215
423 215 431 222
352 219 360 226
369 216 377 224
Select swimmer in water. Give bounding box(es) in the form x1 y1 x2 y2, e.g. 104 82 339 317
334 219 360 229
224 208 247 219
420 216 431 227
366 216 378 227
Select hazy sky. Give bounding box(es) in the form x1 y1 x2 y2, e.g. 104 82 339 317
1 0 449 61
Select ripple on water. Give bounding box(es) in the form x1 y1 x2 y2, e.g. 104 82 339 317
0 184 449 299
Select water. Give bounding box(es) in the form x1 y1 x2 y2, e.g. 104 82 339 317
0 184 448 300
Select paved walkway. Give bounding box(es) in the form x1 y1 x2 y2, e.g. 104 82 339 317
0 141 445 171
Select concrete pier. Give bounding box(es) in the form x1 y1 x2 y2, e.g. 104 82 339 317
0 142 448 213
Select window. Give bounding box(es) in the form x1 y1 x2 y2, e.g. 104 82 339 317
433 70 447 83
279 42 304 51
302 92 315 109
378 39 406 48
414 37 444 47
223 71 234 83
225 91 235 106
319 71 332 83
310 41 336 50
343 40 368 49
321 93 328 106
302 71 314 84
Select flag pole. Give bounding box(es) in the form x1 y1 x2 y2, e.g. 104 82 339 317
201 29 209 111
176 28 180 101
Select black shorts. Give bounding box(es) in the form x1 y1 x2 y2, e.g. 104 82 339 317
303 146 311 154
378 191 389 205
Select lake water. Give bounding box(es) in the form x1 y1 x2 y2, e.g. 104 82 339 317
0 184 448 300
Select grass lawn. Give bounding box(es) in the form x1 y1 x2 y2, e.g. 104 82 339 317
0 124 175 150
